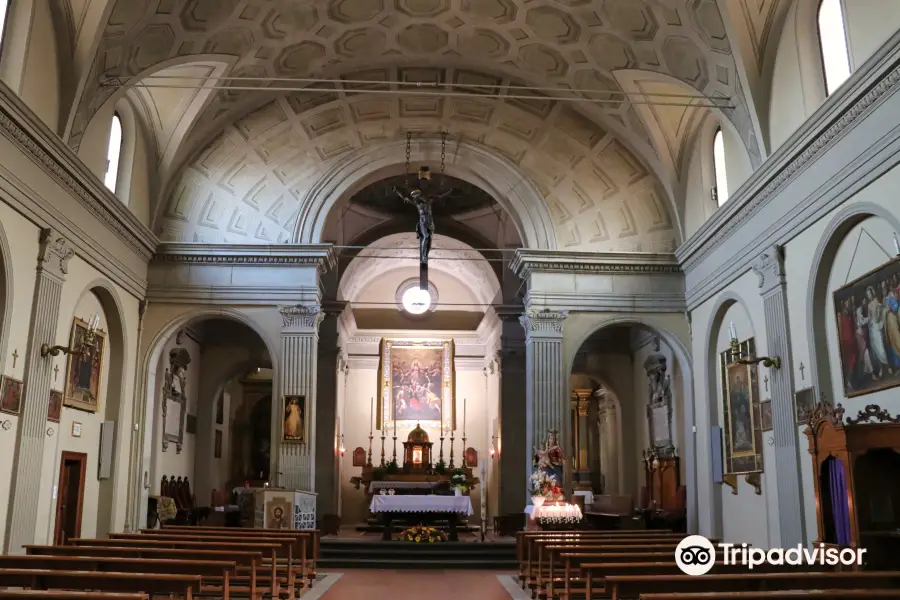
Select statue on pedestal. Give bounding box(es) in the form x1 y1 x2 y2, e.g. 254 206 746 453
531 429 566 501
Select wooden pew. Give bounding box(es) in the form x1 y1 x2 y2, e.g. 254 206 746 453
0 569 200 600
150 526 319 588
0 556 234 600
68 538 282 599
24 546 262 600
529 537 685 597
639 592 900 600
601 571 900 600
107 532 298 596
0 593 147 600
517 530 672 566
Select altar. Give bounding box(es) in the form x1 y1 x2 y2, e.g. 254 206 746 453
369 495 473 541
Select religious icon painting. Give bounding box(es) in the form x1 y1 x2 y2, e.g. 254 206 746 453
794 387 816 424
833 256 900 397
63 317 106 413
48 389 62 423
282 395 306 443
760 400 773 431
465 447 478 468
720 338 764 476
0 375 23 416
352 447 366 467
377 338 455 432
266 497 291 529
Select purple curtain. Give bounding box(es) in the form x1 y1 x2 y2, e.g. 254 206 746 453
828 458 852 545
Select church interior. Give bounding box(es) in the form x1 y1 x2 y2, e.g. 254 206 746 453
1 0 900 598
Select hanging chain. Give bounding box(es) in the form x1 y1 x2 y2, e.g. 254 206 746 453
405 131 412 185
440 130 446 175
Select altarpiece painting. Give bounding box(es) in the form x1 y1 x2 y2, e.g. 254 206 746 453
63 318 105 413
720 339 764 476
377 338 455 431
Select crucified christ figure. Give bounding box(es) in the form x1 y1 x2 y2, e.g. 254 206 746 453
393 186 452 266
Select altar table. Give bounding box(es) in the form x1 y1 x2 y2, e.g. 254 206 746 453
368 481 440 494
369 496 473 541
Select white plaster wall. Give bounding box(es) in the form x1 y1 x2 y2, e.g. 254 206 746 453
844 0 900 72
769 1 816 152
17 0 62 134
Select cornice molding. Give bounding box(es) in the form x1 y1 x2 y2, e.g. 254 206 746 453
677 28 900 272
0 81 156 259
153 243 337 270
511 249 681 278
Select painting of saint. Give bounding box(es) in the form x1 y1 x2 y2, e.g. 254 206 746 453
833 257 900 397
63 318 105 413
390 346 443 422
0 376 23 415
726 364 755 456
282 395 305 443
48 390 62 423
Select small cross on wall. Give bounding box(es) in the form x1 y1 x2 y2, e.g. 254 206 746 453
763 375 769 392
54 364 59 382
799 362 806 381
11 349 18 368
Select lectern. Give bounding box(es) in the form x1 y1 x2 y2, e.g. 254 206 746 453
252 488 317 530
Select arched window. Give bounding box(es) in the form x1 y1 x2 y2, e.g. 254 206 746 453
712 128 729 207
0 1 8 51
104 114 123 193
818 0 851 95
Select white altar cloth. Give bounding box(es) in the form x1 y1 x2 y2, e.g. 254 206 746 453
368 481 439 494
528 503 583 521
370 495 473 516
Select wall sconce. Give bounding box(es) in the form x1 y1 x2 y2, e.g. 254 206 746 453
728 322 781 369
41 314 100 358
339 434 345 457
490 435 497 459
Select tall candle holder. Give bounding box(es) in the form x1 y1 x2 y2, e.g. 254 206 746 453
380 431 386 467
367 431 373 467
449 430 455 468
439 428 445 464
461 435 467 467
392 432 398 464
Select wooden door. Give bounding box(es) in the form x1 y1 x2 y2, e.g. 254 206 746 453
53 451 87 545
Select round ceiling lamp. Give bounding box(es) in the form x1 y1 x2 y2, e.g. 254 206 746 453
401 286 432 314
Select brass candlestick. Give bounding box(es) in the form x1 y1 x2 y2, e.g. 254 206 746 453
366 432 373 467
461 436 467 467
380 431 386 467
439 432 445 464
449 431 455 468
392 433 398 464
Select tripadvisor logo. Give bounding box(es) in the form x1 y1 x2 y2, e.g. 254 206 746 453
674 536 867 576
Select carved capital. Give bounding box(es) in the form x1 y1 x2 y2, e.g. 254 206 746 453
279 304 324 331
38 228 74 279
519 308 568 337
752 245 785 295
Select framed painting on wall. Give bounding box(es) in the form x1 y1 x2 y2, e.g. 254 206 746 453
377 338 455 432
760 400 772 432
63 318 105 413
795 387 816 424
720 338 764 476
833 256 900 397
48 390 62 423
282 395 306 443
0 375 23 415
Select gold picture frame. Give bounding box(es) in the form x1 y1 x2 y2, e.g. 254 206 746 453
720 338 764 476
63 317 106 413
0 375 23 415
377 338 455 431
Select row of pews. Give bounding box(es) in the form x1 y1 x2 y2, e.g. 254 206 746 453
517 529 900 600
0 525 320 600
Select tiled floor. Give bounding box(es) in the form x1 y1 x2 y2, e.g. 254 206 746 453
314 571 520 599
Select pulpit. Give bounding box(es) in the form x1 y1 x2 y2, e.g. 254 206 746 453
251 488 317 530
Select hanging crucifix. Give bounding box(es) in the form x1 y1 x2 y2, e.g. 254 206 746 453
393 131 452 290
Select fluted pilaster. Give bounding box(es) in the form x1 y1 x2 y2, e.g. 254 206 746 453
520 309 568 497
6 229 73 553
496 307 526 514
752 246 804 547
277 304 324 491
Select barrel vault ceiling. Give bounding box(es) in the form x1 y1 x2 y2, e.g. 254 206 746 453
58 0 791 250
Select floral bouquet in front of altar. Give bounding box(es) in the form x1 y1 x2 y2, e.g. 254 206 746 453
400 524 446 543
450 469 468 494
530 470 565 502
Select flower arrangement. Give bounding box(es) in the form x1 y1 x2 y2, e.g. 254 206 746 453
450 468 468 493
530 470 565 501
400 524 446 543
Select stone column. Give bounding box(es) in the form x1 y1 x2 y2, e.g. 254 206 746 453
314 301 344 515
752 246 804 547
520 309 569 497
572 389 592 490
495 306 526 515
277 304 323 492
6 229 73 553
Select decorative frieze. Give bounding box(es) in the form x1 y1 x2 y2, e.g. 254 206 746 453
511 249 680 278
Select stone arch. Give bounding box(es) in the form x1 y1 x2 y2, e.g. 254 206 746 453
699 291 758 539
564 314 695 530
570 372 625 494
69 278 129 536
806 202 900 403
130 307 279 531
297 137 557 250
0 217 13 375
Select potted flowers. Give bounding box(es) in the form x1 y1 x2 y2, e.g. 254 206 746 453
450 469 467 496
400 524 446 542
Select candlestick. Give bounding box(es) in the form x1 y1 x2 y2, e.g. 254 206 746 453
369 397 374 436
439 428 445 464
894 232 900 256
462 398 466 439
729 321 737 341
449 429 455 469
380 430 386 467
392 432 398 464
